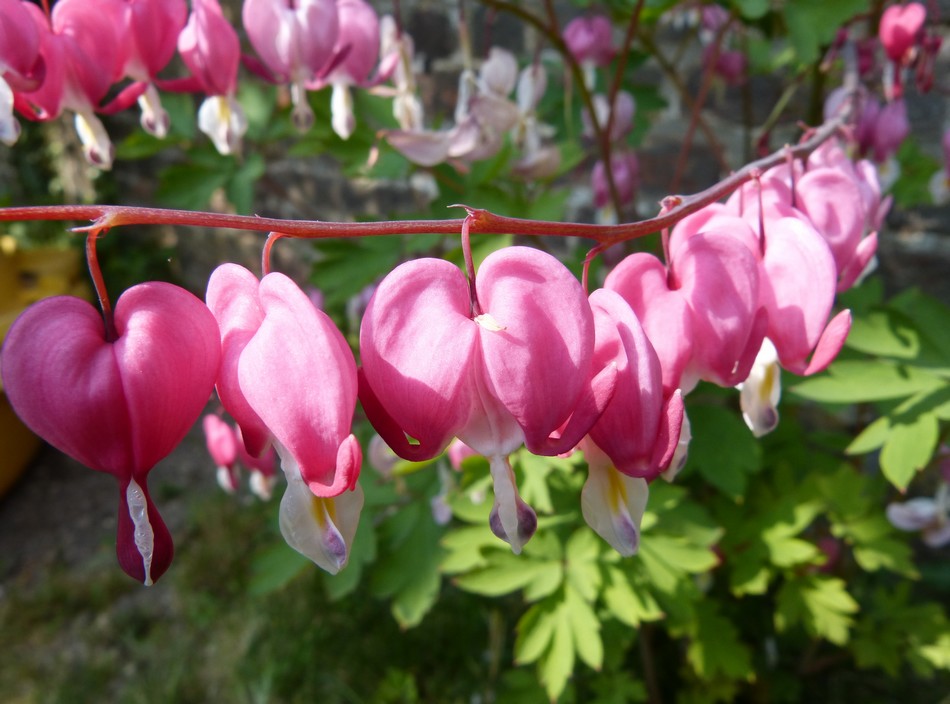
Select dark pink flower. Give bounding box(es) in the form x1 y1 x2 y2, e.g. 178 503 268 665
0 0 45 145
120 0 188 137
585 288 684 480
879 2 926 63
1 283 222 584
15 0 132 167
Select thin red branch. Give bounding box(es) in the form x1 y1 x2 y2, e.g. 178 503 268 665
0 111 847 250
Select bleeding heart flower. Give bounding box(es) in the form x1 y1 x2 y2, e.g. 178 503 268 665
579 437 649 557
120 0 187 137
0 0 44 145
242 0 339 131
316 0 380 139
206 264 363 573
203 412 241 492
15 0 134 167
605 252 694 395
359 246 616 552
1 282 222 584
585 288 684 480
176 0 247 154
563 15 615 68
879 2 926 63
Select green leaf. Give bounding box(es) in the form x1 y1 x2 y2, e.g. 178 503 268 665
440 525 498 574
311 237 403 307
852 537 918 577
565 528 602 602
782 0 867 65
565 584 603 671
847 415 891 454
845 309 922 359
452 551 561 598
776 575 859 646
879 410 939 490
541 605 575 702
687 602 753 680
889 288 950 359
602 565 665 627
732 0 769 20
728 544 771 596
515 600 559 665
248 544 309 596
789 359 944 403
765 536 821 568
688 404 761 498
157 160 231 210
370 502 444 628
225 153 266 214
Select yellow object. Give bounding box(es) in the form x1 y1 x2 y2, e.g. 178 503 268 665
0 240 89 496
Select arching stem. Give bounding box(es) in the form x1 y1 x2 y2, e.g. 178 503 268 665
85 230 118 342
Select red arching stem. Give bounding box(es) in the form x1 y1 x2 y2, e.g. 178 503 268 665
262 232 284 275
0 108 849 249
460 212 482 315
85 231 118 342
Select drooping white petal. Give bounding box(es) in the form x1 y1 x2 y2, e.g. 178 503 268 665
290 81 315 132
216 465 240 493
278 449 364 574
1 76 21 146
197 95 248 156
249 470 277 501
138 84 171 138
74 111 115 169
738 338 781 437
486 455 536 554
126 478 156 587
581 444 649 557
331 82 355 140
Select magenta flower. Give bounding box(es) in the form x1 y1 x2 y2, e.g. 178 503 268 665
177 0 247 154
0 0 44 145
203 412 241 492
15 0 132 167
120 0 187 137
1 283 222 584
203 412 277 498
755 216 852 377
605 252 693 395
242 0 339 131
360 247 616 552
592 150 640 212
671 229 768 389
206 264 363 573
315 0 380 140
585 288 684 480
563 15 615 68
879 2 926 63
794 161 880 291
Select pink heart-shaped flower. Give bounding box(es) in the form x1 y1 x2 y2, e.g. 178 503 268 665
1 282 221 583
